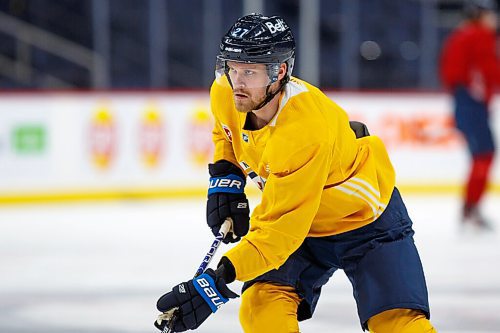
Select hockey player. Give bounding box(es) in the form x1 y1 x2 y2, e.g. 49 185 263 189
440 0 499 230
156 14 436 332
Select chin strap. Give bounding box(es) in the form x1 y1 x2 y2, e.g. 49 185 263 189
253 76 289 111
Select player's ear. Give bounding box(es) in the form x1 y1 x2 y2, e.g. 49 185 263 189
278 63 287 81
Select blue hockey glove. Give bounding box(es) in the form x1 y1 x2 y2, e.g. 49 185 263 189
155 268 238 332
207 160 250 243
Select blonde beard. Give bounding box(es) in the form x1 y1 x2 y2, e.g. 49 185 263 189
233 94 266 113
233 82 282 113
234 101 255 113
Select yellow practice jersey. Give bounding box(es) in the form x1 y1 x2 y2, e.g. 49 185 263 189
210 76 396 282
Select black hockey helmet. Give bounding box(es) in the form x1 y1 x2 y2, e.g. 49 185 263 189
215 13 296 87
464 0 498 19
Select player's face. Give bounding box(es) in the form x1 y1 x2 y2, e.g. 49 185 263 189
481 11 498 31
226 62 272 113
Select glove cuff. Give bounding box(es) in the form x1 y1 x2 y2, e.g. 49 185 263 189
209 160 246 180
216 256 236 284
208 161 247 196
208 174 245 195
193 269 238 313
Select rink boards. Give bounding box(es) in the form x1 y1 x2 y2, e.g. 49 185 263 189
0 91 498 203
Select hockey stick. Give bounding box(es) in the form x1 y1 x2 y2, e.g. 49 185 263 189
159 218 232 333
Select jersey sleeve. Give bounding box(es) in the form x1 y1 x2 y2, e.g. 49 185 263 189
223 142 332 282
439 33 463 88
211 119 238 165
475 32 500 85
210 80 239 166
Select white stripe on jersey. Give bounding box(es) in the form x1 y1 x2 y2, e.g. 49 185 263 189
269 78 309 127
335 178 387 221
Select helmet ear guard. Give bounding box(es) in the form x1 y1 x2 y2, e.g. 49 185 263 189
266 63 281 84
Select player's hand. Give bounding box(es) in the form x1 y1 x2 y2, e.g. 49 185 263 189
207 160 250 243
155 268 238 332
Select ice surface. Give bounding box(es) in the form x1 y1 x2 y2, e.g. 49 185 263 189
0 193 499 332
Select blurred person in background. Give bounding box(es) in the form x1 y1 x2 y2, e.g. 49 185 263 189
155 14 436 333
440 0 500 231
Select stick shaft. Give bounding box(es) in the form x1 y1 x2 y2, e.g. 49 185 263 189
162 219 232 333
194 218 231 277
